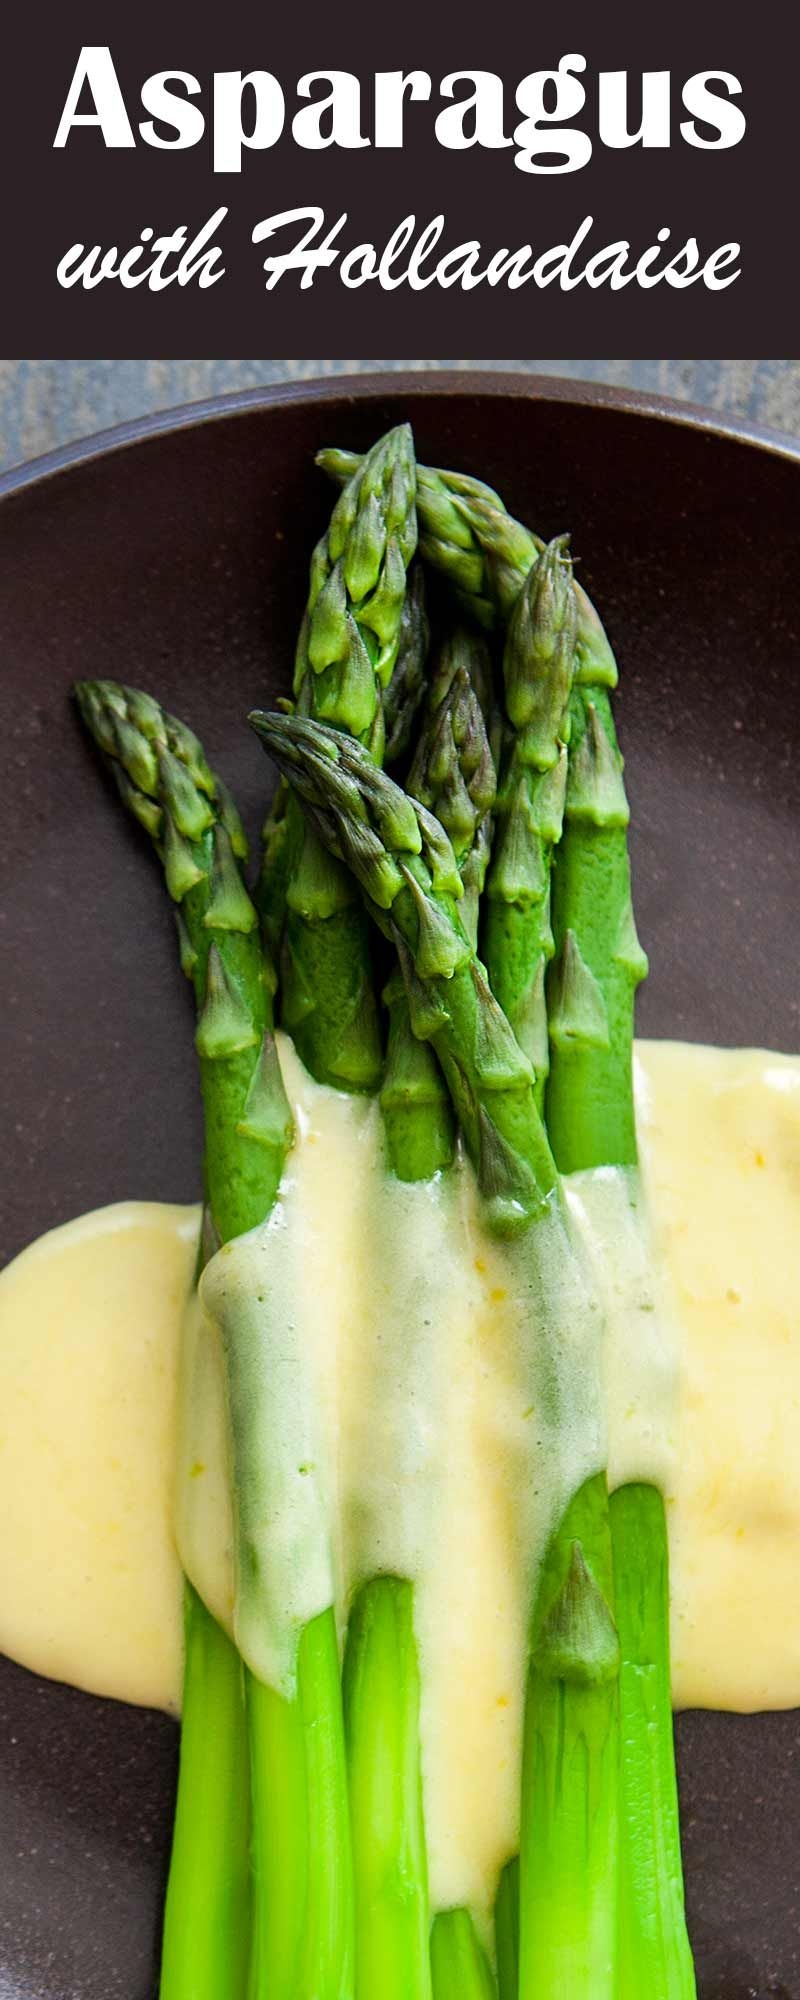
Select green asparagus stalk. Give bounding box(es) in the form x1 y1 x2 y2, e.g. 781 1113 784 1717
545 669 695 1993
520 1473 619 1996
408 447 689 1989
316 447 615 686
264 426 424 2000
389 462 621 1985
386 614 497 1511
257 464 431 2000
546 685 646 1169
258 554 428 968
409 457 680 1984
484 538 578 1106
405 626 499 1999
343 1573 432 2000
259 425 417 1093
74 682 289 1238
253 713 622 1998
74 682 353 2000
262 428 425 2000
345 625 497 2000
379 968 454 1184
75 680 274 1998
611 1485 695 1996
158 1582 250 1999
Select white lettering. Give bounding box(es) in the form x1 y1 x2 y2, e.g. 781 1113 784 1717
292 72 368 149
139 72 204 151
681 71 746 148
435 72 511 151
54 46 134 148
374 71 432 147
56 209 228 290
213 72 284 173
252 206 347 288
599 71 671 149
514 56 592 173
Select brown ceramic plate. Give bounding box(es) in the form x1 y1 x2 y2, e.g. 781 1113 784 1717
0 374 798 1999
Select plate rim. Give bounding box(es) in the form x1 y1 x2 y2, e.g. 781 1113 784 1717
1 367 799 508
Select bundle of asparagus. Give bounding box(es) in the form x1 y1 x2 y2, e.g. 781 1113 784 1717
75 422 695 2000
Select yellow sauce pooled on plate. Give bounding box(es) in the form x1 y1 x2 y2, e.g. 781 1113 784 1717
0 1201 196 1713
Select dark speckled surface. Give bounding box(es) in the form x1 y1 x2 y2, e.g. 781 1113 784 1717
0 375 798 1997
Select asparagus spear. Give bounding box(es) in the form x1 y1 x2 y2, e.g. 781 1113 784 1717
74 682 269 1998
545 672 695 1993
343 1571 432 2000
546 685 645 1168
379 622 491 1187
371 567 444 1176
400 449 689 1987
345 625 497 2000
258 553 428 969
264 426 422 1997
416 453 687 1983
406 627 499 2000
259 425 417 1093
316 447 615 686
252 713 621 1996
483 539 577 1106
407 623 496 951
74 682 353 2000
379 967 454 1183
